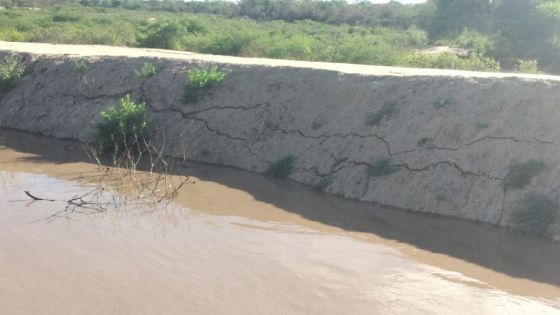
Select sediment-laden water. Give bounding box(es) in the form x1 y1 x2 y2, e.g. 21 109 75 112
0 129 559 314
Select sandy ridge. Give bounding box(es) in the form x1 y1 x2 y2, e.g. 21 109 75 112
2 41 560 81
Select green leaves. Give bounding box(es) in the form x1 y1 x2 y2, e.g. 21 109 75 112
93 95 149 156
187 66 226 89
0 54 25 93
184 66 227 102
266 155 296 178
135 61 159 78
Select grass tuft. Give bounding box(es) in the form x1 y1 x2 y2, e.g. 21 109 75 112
432 97 452 109
365 103 396 126
312 177 333 192
184 65 227 103
367 158 400 177
266 155 296 178
135 61 159 78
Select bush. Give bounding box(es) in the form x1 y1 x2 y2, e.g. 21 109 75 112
503 160 546 189
400 52 500 72
135 61 158 78
367 158 400 177
138 19 205 50
0 54 25 93
93 95 149 156
184 65 227 102
510 192 558 238
312 177 333 192
74 59 89 71
516 59 539 74
443 29 495 56
433 96 452 109
365 103 396 126
266 155 296 178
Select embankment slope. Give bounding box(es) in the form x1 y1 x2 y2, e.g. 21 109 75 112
2 42 560 238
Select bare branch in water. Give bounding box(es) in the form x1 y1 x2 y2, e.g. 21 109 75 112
25 191 55 202
26 129 192 217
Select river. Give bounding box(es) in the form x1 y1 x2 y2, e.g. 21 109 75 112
0 129 559 314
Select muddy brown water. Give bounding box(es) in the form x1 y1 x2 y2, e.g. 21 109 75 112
0 129 559 314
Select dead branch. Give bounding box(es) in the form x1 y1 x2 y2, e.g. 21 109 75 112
25 191 55 201
27 129 192 218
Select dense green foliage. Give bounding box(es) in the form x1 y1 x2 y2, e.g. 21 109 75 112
266 155 296 178
511 192 558 238
2 1 560 73
0 54 25 93
184 66 227 102
93 95 149 155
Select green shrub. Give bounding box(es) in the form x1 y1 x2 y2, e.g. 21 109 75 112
266 155 296 178
503 160 546 189
135 61 159 78
0 54 25 93
184 65 227 102
311 118 323 130
367 158 400 177
312 177 333 192
399 52 500 72
417 137 434 148
74 59 89 71
93 95 149 156
365 103 396 126
511 192 558 238
138 19 205 50
516 59 539 74
433 96 452 109
444 29 495 56
474 122 490 130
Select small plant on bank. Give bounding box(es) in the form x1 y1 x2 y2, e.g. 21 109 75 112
184 65 227 103
432 96 452 109
417 137 435 150
266 155 296 178
312 177 333 192
367 158 400 177
311 118 324 130
74 59 89 71
135 61 159 78
474 122 490 130
365 102 396 126
503 160 546 189
93 94 149 156
0 54 25 93
510 192 558 238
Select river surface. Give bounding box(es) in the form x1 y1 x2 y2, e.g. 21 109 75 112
1 129 559 314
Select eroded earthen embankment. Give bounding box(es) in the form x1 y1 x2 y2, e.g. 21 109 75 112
2 42 560 238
